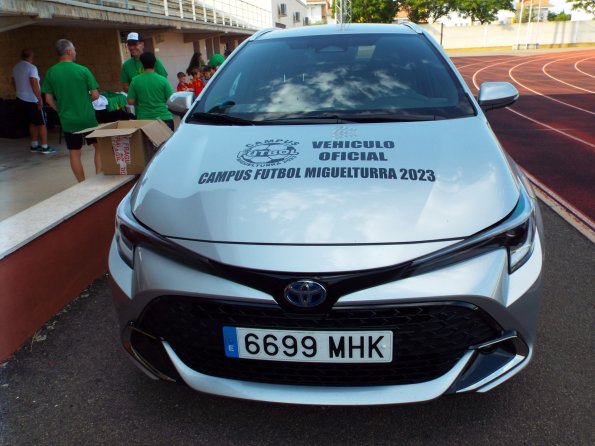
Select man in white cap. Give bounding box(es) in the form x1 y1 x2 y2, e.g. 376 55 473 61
120 32 168 92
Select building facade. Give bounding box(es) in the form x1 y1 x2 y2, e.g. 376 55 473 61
306 0 332 25
272 0 309 28
0 0 274 98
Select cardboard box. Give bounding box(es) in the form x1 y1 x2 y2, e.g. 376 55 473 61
81 120 172 175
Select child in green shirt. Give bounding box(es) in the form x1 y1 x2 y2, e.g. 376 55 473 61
127 52 175 131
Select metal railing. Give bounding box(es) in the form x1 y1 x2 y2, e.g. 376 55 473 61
58 0 272 30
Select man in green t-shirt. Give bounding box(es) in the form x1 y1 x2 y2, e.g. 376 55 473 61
42 39 101 182
121 32 168 93
127 52 175 131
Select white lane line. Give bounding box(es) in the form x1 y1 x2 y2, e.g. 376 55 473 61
470 53 595 149
542 58 595 94
508 58 595 115
471 59 516 89
505 107 595 149
468 53 595 238
469 52 592 90
575 56 595 79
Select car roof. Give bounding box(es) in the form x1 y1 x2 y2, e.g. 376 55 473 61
252 23 421 41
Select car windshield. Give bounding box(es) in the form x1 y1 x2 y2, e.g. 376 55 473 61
191 32 475 124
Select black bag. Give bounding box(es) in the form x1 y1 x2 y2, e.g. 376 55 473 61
0 98 29 138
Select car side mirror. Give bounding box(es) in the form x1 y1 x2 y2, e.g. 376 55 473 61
167 92 195 116
477 82 519 111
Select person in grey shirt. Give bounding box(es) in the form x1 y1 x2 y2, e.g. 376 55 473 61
12 49 55 154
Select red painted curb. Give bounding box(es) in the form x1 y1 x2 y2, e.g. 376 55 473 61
0 182 134 362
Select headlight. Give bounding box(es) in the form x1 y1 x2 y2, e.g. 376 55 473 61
407 179 538 277
505 210 536 273
114 193 213 272
115 206 135 268
114 193 168 269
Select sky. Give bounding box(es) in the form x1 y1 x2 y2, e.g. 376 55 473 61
548 0 571 13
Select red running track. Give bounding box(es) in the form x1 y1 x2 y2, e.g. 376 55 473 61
452 49 595 231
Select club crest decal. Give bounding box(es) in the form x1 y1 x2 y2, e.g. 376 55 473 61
237 140 299 167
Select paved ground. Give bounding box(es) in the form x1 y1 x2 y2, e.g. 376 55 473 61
0 129 97 221
0 203 593 446
0 114 182 222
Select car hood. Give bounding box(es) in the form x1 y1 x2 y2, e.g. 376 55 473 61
131 117 519 244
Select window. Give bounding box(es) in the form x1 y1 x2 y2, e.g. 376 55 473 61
293 11 300 22
278 3 287 16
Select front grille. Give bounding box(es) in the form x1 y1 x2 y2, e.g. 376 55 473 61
135 297 501 386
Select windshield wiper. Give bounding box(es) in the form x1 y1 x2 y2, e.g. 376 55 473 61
262 114 440 124
187 112 442 126
262 117 356 124
187 112 256 126
208 101 236 113
327 114 440 123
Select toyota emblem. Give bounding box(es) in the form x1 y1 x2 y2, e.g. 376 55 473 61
284 280 327 308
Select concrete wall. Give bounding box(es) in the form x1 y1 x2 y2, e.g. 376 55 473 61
421 20 595 50
0 26 122 99
150 31 195 87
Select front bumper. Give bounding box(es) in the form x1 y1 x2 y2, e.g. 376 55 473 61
108 228 543 405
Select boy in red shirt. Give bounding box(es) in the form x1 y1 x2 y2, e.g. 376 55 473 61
176 71 190 92
188 68 204 96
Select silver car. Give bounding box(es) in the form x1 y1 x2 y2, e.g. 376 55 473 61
109 24 544 405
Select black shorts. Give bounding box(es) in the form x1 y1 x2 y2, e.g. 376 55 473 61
162 119 174 131
17 98 45 126
63 132 98 151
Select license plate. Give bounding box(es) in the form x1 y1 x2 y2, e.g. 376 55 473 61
222 327 393 363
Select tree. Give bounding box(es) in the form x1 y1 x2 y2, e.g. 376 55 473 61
547 11 571 21
351 0 400 23
404 0 456 23
568 1 595 14
456 0 514 25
